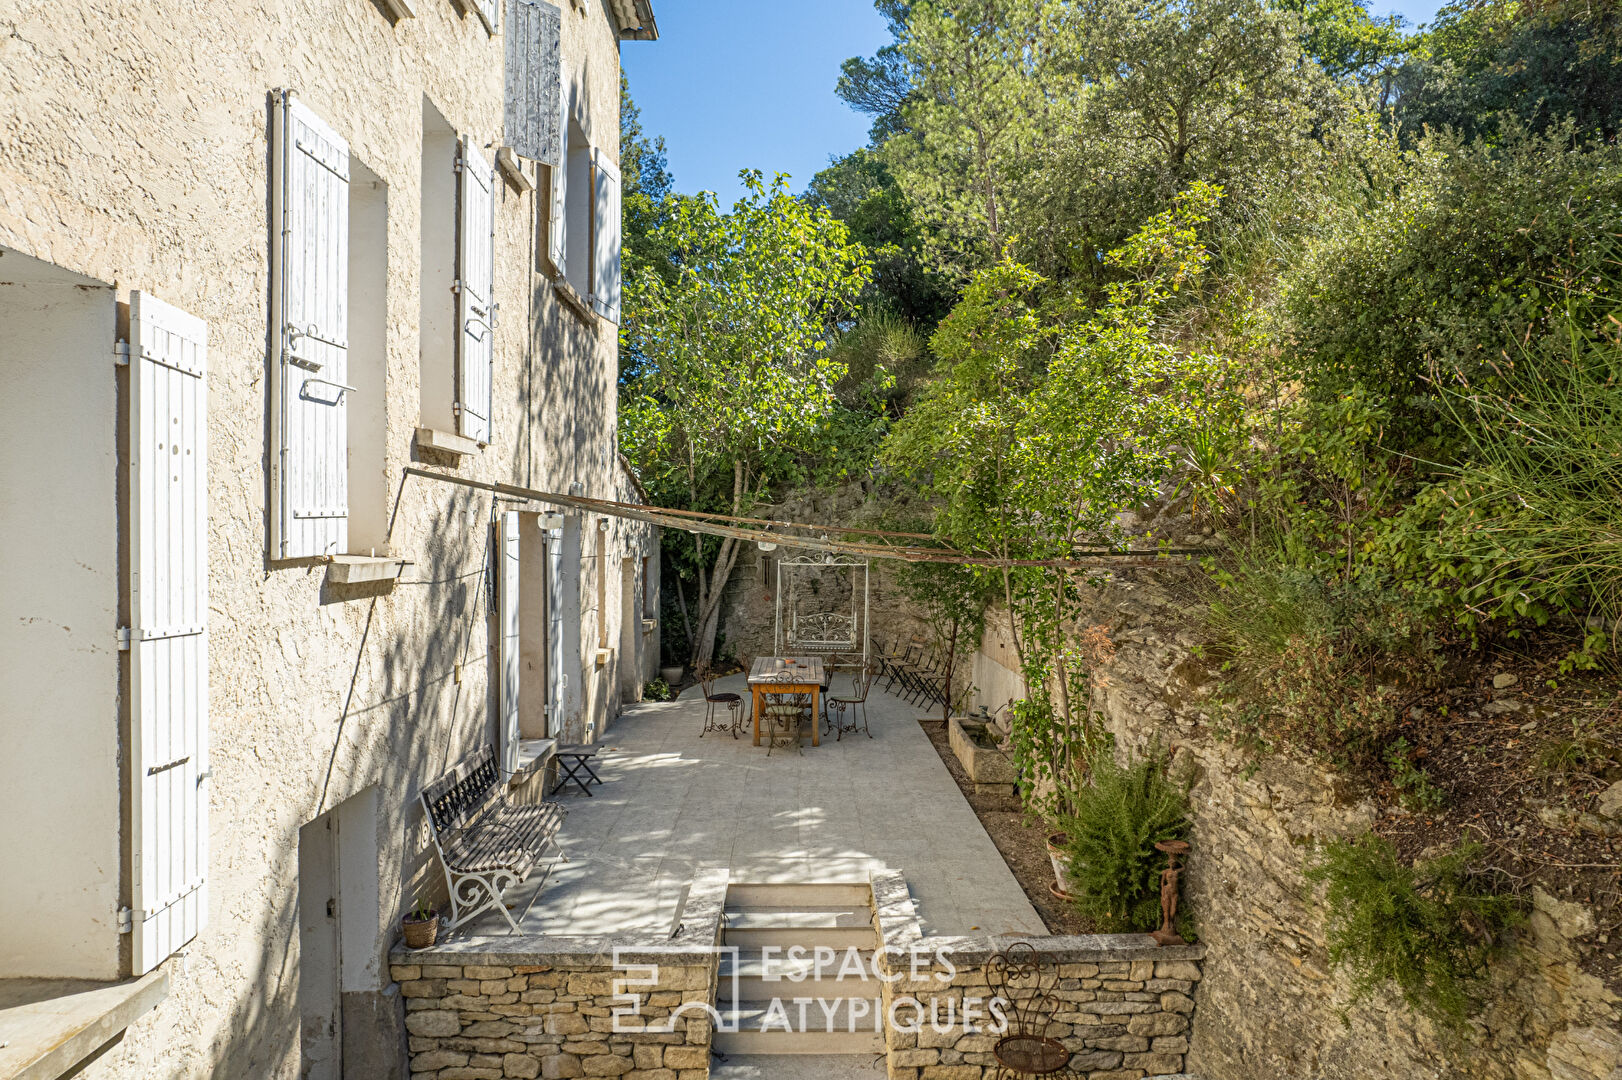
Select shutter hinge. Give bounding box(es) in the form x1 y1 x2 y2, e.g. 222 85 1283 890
114 341 131 366
452 401 463 416
452 279 465 294
118 906 133 933
118 627 132 651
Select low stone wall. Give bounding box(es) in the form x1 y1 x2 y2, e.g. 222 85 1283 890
872 871 1206 1079
390 871 726 1080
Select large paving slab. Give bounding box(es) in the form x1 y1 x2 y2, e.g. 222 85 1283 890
467 674 1044 938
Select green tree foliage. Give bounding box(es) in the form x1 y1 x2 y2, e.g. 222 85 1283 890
1281 0 1409 85
619 172 872 669
620 71 675 286
1394 0 1622 143
1306 835 1522 1028
1280 126 1622 453
806 149 956 327
874 0 1335 282
1060 749 1192 934
836 0 918 141
884 184 1241 758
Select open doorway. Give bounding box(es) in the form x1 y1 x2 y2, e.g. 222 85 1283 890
297 788 380 1080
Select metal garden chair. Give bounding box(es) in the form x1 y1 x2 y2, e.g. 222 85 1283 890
698 666 745 739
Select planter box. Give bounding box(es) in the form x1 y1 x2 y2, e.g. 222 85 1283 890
948 717 1018 797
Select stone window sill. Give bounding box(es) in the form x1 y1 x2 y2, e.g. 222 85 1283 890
327 555 413 586
552 279 599 328
509 738 557 786
415 427 483 459
0 970 168 1080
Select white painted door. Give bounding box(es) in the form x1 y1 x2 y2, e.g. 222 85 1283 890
128 291 209 976
498 511 522 773
297 810 341 1080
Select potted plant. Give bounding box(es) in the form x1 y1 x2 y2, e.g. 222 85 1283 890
1046 831 1076 900
659 664 684 687
402 897 440 949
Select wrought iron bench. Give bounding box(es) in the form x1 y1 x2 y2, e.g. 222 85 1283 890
420 745 566 933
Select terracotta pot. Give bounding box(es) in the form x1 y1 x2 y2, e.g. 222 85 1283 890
402 913 440 949
1046 833 1076 898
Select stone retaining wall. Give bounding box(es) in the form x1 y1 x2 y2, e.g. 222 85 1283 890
872 871 1206 1079
391 956 715 1080
390 870 726 1080
968 583 1622 1080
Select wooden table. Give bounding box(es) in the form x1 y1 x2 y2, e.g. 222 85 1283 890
748 656 825 748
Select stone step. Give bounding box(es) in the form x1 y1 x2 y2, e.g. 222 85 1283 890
719 948 882 999
722 909 876 950
712 1000 887 1056
725 881 874 909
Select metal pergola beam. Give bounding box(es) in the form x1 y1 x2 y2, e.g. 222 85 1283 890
402 467 1200 569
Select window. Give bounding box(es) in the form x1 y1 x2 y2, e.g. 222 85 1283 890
540 119 621 326
347 161 388 554
270 91 392 560
589 147 621 324
419 99 458 436
563 119 591 297
418 99 495 449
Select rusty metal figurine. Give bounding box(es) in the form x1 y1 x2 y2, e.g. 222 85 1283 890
1150 839 1191 947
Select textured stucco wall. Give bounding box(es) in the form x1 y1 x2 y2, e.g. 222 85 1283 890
0 0 653 1075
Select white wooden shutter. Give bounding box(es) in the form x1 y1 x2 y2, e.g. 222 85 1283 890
547 154 568 277
457 137 496 445
591 149 621 324
545 520 566 737
128 291 209 976
505 0 562 165
498 511 522 775
473 0 499 33
271 91 350 559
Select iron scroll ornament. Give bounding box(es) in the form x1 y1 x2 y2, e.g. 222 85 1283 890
985 942 1081 1078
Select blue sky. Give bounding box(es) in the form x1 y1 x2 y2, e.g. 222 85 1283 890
623 0 1444 205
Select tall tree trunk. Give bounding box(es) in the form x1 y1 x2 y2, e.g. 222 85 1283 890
941 616 960 722
689 459 748 671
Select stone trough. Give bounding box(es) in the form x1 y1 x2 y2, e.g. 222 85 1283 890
948 716 1018 797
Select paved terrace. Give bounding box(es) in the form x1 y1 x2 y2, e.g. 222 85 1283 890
467 674 1044 938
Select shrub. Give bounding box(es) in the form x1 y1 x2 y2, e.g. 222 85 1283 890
642 678 674 702
1200 549 1439 764
1306 835 1523 1029
1383 737 1447 812
1280 125 1622 458
1061 750 1192 934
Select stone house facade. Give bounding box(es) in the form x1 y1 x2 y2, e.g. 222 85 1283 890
0 0 659 1076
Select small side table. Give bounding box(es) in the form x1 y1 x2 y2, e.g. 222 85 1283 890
551 745 603 797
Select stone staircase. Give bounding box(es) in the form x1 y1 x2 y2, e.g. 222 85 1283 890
713 882 886 1058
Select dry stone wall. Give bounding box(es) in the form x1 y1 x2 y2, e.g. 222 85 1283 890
968 575 1621 1080
391 957 715 1080
872 871 1206 1079
392 871 727 1080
